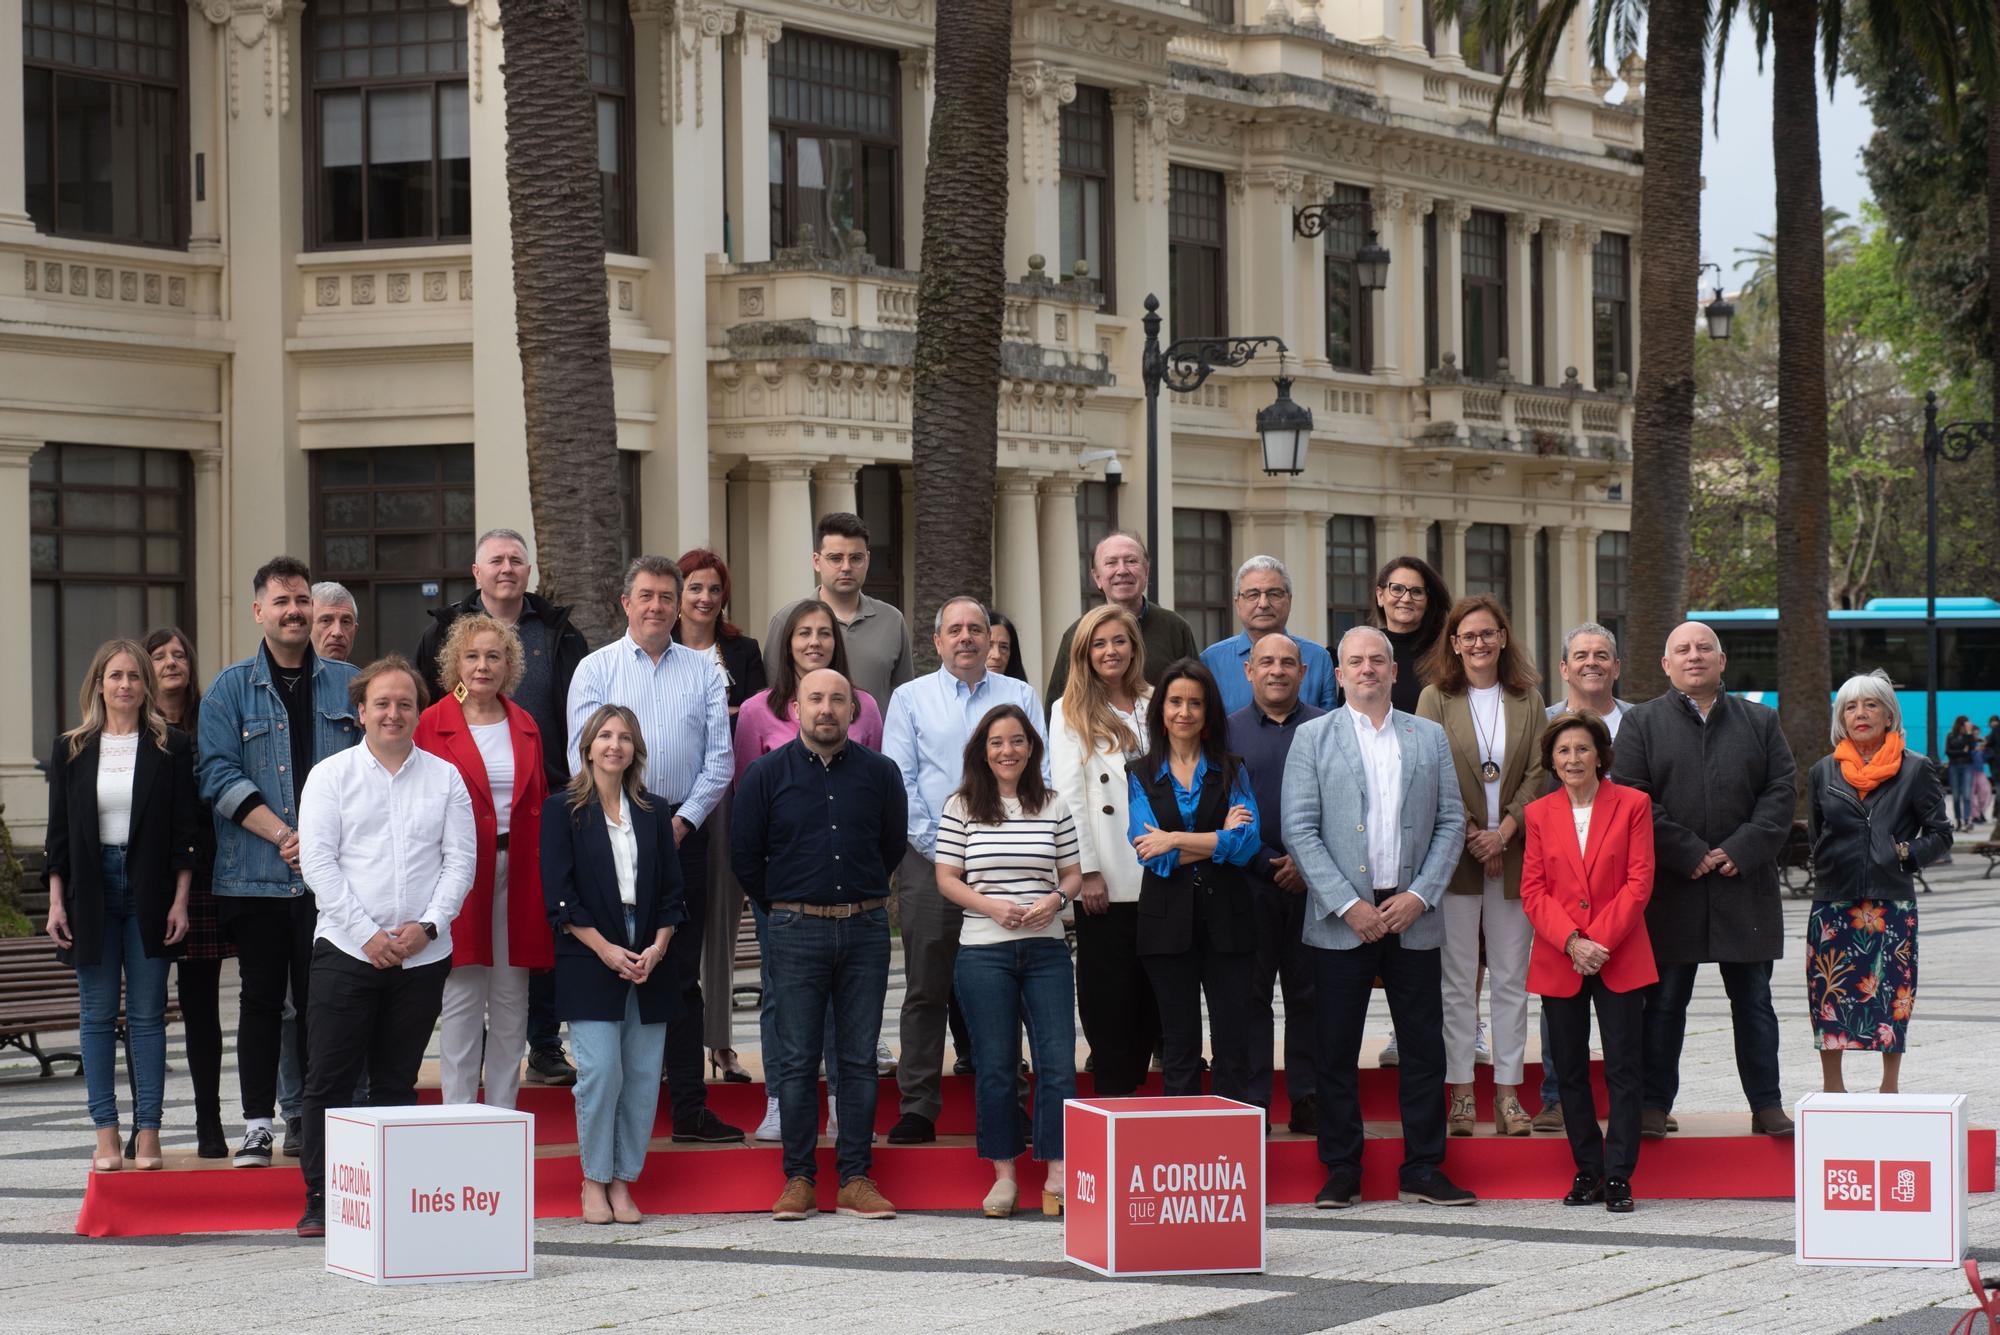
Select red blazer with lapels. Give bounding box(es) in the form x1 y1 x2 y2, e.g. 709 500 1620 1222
415 694 554 970
1520 779 1658 997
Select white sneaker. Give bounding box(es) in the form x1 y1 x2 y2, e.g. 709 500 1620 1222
875 1040 896 1076
1474 1021 1493 1066
1379 1033 1400 1068
754 1095 782 1142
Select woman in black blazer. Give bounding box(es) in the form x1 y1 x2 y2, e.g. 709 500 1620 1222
44 638 198 1172
542 703 686 1226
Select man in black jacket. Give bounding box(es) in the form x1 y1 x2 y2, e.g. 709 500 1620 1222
1610 621 1798 1140
413 526 589 1084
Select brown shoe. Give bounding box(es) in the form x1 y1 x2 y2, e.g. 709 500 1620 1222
772 1176 817 1221
1639 1108 1669 1139
1447 1086 1476 1137
1530 1102 1564 1133
835 1176 896 1219
1493 1089 1532 1137
1665 1114 1679 1133
1750 1106 1795 1137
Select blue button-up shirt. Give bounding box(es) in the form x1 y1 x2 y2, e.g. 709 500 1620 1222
1126 753 1263 877
881 667 1047 858
1199 632 1336 716
730 739 908 908
565 634 733 827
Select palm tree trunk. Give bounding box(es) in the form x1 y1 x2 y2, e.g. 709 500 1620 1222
1988 80 2000 530
497 0 624 647
1622 0 1708 701
1771 0 1832 784
909 0 1014 671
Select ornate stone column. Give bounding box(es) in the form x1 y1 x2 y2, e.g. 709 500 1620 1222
725 13 781 263
0 437 46 834
1508 215 1541 385
1005 62 1076 281
1037 477 1083 683
746 460 815 631
813 460 860 523
994 473 1046 684
1434 200 1469 377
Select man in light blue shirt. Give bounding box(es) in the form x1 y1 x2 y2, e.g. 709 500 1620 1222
879 595 1046 1142
565 555 741 1143
1200 555 1336 714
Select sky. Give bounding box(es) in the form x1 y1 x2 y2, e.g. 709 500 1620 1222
1694 12 1876 290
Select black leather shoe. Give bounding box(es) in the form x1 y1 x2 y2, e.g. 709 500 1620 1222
524 1047 579 1087
1563 1171 1605 1206
886 1113 936 1144
1314 1169 1362 1209
297 1197 326 1238
1287 1096 1319 1137
952 1054 972 1076
671 1109 746 1144
282 1116 303 1158
1604 1177 1635 1213
1398 1168 1477 1206
195 1115 229 1160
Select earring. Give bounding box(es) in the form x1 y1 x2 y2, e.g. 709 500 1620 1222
453 682 469 704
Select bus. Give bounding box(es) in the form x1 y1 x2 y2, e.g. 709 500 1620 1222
1688 597 2000 756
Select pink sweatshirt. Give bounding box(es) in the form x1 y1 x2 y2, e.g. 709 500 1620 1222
732 686 885 783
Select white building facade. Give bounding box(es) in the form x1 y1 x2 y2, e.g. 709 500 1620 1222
0 0 1642 837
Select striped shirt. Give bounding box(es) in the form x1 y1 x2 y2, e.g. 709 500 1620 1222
936 793 1080 947
565 634 733 827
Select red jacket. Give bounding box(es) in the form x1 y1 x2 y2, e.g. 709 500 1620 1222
1520 779 1657 997
414 694 553 970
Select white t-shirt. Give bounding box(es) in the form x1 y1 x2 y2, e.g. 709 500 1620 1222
1571 803 1592 854
936 793 1080 947
605 792 639 908
96 731 140 846
470 719 515 835
1469 684 1506 892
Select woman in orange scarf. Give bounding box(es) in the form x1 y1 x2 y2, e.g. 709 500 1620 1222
1804 672 1952 1094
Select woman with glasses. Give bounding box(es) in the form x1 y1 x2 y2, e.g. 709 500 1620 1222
1417 596 1547 1138
1370 556 1452 714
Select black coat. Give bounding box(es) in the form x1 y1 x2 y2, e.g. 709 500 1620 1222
1132 762 1255 958
44 728 200 967
416 591 589 786
1609 691 1797 965
675 631 767 711
540 788 687 1024
1805 751 1952 902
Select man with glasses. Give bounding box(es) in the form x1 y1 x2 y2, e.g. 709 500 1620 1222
764 512 914 712
1045 531 1198 700
1200 556 1336 715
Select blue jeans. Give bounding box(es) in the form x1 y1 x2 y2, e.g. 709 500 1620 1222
752 903 838 1102
74 847 170 1131
1538 1008 1561 1107
570 912 667 1183
954 937 1077 1162
1642 960 1783 1113
1949 761 1976 824
764 904 891 1183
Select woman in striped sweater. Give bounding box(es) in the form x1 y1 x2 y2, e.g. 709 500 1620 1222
934 703 1082 1219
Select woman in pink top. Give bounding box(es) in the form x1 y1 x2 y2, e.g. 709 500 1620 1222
733 599 884 782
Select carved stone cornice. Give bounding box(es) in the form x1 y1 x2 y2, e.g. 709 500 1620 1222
191 0 299 118
1112 86 1185 205
736 12 782 58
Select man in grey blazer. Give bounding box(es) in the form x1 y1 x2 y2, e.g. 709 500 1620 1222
1283 625 1469 1209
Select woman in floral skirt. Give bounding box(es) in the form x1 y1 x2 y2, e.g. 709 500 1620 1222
1805 672 1952 1092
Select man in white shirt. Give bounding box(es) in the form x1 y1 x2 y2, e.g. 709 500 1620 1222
294 654 475 1239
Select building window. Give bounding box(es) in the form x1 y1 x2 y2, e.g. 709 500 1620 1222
30 444 193 762
1322 184 1374 373
856 463 906 613
1189 0 1234 19
1593 232 1632 390
22 0 186 247
308 0 470 249
1423 211 1439 374
587 0 635 255
1462 209 1508 379
617 450 642 566
1464 522 1512 608
1172 509 1232 648
1326 515 1376 637
1076 479 1118 609
1426 520 1443 574
1168 165 1227 342
1534 527 1551 677
768 32 900 268
1530 229 1546 386
1060 84 1115 311
310 446 476 662
1596 530 1629 648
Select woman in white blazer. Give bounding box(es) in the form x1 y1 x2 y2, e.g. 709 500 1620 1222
1050 603 1157 1095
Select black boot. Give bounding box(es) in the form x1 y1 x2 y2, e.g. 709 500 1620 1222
195 1111 229 1160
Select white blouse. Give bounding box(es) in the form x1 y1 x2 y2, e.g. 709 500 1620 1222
96 731 140 846
469 719 515 836
605 792 639 908
1571 803 1592 854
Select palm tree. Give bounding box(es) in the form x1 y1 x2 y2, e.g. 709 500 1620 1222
1731 206 1859 316
910 0 1014 668
496 0 625 646
1452 0 1715 699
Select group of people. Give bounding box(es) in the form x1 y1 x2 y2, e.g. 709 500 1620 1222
1942 714 2000 829
42 515 1953 1234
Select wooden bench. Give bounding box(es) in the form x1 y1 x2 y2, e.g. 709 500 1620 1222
1974 842 2000 880
0 934 181 1079
1780 820 1815 898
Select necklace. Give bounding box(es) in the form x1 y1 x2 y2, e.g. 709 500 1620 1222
1469 688 1502 783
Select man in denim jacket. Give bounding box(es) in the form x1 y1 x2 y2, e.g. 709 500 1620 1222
199 556 360 1168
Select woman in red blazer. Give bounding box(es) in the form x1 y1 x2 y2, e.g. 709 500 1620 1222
415 614 553 1109
1520 710 1656 1214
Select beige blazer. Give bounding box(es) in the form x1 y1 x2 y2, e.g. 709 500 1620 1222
1415 682 1548 897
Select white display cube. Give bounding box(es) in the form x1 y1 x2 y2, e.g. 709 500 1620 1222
1795 1092 1968 1267
324 1104 535 1285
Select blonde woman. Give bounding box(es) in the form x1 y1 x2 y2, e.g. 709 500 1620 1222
415 614 552 1109
1050 603 1157 1095
44 640 199 1171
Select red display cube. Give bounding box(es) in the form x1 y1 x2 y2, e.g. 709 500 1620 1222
1061 1095 1265 1276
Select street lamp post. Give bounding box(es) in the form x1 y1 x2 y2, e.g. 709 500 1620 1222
1921 390 1994 758
1697 262 1736 341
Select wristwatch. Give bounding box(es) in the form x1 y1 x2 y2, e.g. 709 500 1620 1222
420 921 438 941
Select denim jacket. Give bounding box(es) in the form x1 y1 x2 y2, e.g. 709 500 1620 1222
198 648 361 898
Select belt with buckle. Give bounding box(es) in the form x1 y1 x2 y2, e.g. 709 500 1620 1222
493 832 510 852
770 898 887 919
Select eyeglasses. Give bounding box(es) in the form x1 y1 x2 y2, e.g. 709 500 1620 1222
1380 581 1427 601
1236 589 1291 604
1454 630 1503 646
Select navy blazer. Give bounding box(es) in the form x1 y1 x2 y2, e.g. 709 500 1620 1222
540 787 687 1024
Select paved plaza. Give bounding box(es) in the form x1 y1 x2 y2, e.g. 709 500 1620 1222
3 836 1997 1333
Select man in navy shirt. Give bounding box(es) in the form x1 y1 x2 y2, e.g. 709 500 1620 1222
1226 633 1326 1133
733 668 906 1223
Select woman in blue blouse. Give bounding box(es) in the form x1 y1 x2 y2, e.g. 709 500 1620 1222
1127 658 1261 1100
